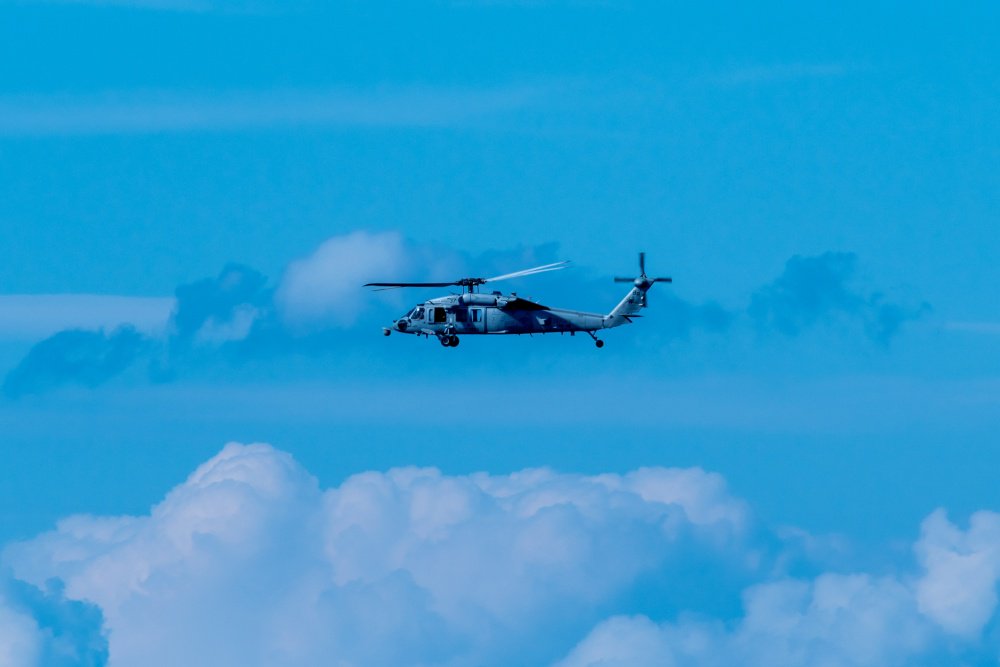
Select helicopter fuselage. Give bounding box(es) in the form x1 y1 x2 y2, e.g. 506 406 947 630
387 288 642 348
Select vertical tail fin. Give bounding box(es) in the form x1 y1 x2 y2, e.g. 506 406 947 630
605 284 647 328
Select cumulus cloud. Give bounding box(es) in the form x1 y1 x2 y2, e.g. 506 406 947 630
5 443 752 667
6 443 1000 667
915 509 1000 637
1 232 428 393
749 252 926 344
275 231 415 330
170 263 270 345
154 231 454 344
557 508 1000 667
557 575 931 667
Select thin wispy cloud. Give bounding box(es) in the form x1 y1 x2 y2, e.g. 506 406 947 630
0 295 172 341
0 86 543 136
716 62 850 86
39 0 210 9
943 321 1000 335
3 0 350 14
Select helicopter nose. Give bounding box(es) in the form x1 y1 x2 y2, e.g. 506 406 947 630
395 319 408 332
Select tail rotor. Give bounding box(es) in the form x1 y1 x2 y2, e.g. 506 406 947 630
613 252 671 306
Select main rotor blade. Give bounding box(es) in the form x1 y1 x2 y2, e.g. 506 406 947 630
364 281 457 289
484 260 570 283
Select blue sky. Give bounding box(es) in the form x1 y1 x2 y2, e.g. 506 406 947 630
1 1 1000 665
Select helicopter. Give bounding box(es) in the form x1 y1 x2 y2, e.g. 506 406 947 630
365 252 671 348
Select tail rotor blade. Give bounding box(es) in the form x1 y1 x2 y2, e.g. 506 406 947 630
639 252 646 275
614 277 636 283
653 277 672 283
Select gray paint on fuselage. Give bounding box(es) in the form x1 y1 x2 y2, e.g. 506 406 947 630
393 284 648 338
484 306 603 334
399 301 608 336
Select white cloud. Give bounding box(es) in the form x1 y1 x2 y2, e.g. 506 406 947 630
0 602 41 667
915 509 1000 637
557 509 1000 667
0 295 172 341
274 230 461 330
6 443 1000 667
557 574 931 667
0 573 108 667
192 304 260 344
4 443 749 667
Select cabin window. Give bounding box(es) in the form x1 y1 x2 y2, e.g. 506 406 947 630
454 308 468 323
432 307 447 323
471 309 482 322
410 307 424 320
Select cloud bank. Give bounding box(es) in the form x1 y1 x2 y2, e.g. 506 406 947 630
2 327 147 398
2 233 924 396
0 295 171 342
5 443 750 667
4 443 1000 667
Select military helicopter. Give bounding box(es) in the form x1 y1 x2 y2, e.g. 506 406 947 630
366 253 671 348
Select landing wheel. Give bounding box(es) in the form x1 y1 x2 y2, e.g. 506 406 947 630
595 339 604 348
439 336 451 347
448 335 460 347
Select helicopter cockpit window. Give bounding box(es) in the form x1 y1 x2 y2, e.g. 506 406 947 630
410 307 424 320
